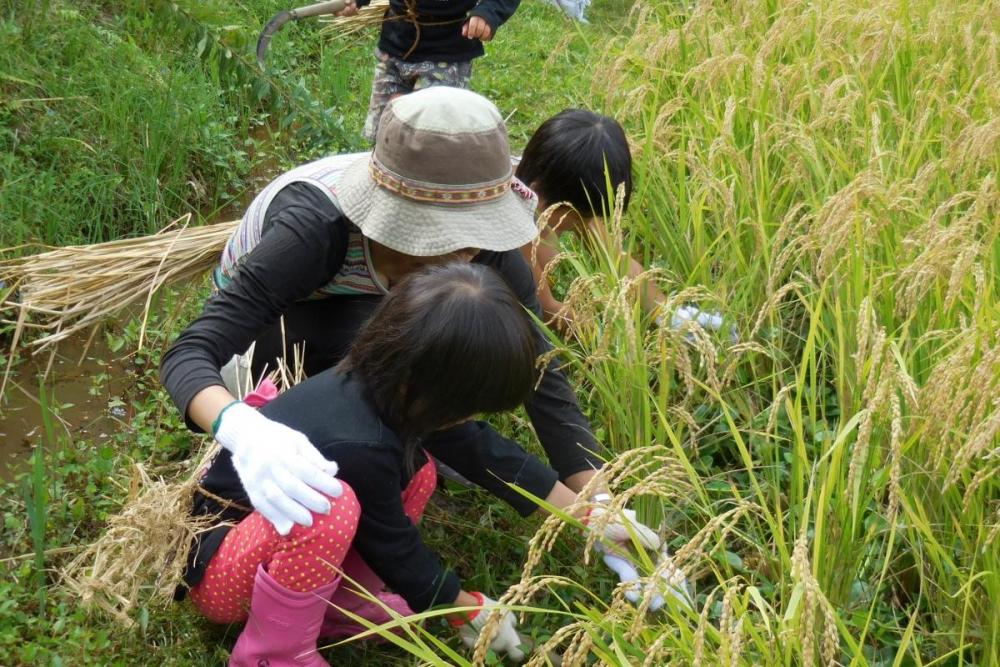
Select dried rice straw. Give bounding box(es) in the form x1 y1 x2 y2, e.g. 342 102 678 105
319 0 390 40
61 446 221 626
0 215 237 395
61 348 306 624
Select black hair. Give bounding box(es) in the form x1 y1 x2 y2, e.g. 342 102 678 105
344 262 539 456
516 109 633 218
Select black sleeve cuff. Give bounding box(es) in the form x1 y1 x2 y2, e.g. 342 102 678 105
409 568 462 613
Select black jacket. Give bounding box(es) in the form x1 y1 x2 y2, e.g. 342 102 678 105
186 370 462 611
359 0 521 61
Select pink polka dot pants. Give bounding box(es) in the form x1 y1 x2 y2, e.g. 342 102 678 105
189 459 437 625
190 483 361 624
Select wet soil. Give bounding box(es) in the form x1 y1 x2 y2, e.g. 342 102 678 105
0 332 131 480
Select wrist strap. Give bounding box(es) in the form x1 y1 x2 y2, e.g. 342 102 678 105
448 591 485 627
211 400 243 437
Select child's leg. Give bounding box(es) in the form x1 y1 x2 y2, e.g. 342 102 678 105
190 484 360 624
363 49 415 142
322 460 436 635
408 59 473 92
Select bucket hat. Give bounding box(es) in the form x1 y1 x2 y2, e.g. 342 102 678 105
336 87 538 257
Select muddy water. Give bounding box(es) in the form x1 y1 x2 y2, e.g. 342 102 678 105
0 333 133 480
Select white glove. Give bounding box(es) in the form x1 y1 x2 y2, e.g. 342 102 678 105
457 592 525 662
214 402 343 536
587 506 662 550
596 543 692 612
659 304 739 343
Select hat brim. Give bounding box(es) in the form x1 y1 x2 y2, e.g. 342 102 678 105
336 154 538 257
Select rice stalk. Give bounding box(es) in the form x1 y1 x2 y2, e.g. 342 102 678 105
0 215 236 353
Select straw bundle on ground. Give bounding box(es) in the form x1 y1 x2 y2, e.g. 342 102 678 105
0 215 237 355
60 453 220 626
61 351 304 625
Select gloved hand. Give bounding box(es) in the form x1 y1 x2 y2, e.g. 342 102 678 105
455 592 525 662
659 304 739 343
214 401 344 536
596 542 693 612
586 505 662 550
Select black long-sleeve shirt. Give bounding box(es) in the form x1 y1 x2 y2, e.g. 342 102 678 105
358 0 521 62
160 181 603 514
187 370 461 611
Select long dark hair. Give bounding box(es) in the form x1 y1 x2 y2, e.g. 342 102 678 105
343 262 539 456
516 108 633 217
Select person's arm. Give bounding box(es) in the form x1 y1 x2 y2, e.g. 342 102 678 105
339 447 462 611
583 219 667 316
628 254 668 314
466 0 520 38
478 250 604 491
160 184 350 535
425 420 560 516
519 228 570 325
160 183 349 432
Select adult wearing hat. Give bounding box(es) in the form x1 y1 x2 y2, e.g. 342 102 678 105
161 87 660 595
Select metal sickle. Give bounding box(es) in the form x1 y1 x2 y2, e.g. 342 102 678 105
256 0 348 69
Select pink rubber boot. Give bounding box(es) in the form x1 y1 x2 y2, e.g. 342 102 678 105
319 549 414 641
230 564 339 667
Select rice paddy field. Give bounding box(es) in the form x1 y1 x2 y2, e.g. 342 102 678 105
1 0 999 665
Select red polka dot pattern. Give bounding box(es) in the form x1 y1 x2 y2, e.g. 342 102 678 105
190 458 437 625
190 484 360 623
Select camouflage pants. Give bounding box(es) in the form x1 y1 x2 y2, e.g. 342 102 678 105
363 48 473 142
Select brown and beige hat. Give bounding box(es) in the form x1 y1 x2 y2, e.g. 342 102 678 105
336 87 538 257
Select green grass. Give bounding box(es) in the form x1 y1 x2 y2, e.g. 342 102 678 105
2 0 1000 665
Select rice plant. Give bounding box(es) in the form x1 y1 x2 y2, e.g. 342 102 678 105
500 0 1000 663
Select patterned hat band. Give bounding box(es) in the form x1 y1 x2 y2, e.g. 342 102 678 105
369 155 511 205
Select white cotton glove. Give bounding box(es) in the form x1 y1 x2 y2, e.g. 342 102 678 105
587 506 662 550
214 402 344 536
596 543 693 612
456 592 525 662
659 304 739 343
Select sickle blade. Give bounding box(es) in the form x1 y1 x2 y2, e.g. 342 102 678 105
256 10 293 69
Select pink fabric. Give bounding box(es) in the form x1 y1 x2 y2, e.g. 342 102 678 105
191 459 437 627
243 378 280 408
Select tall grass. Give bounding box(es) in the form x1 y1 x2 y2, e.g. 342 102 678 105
487 0 1000 664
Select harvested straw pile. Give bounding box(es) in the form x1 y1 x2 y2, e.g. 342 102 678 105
61 451 220 626
319 0 389 39
61 352 303 625
0 215 237 353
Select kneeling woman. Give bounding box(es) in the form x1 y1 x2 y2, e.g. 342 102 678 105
184 263 540 666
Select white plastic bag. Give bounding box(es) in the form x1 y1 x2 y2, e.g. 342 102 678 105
543 0 591 23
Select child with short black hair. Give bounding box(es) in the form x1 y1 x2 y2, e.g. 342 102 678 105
339 0 521 142
516 109 660 327
517 109 732 338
